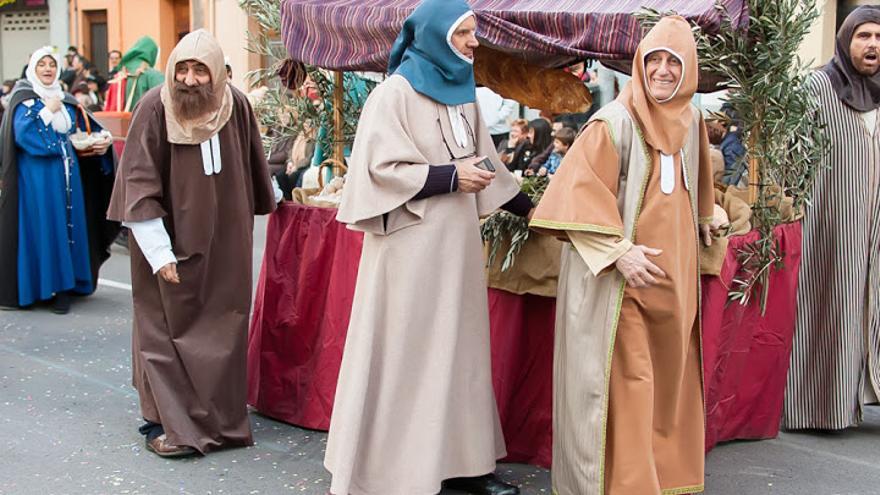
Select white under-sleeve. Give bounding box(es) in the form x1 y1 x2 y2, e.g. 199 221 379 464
123 218 177 274
38 107 54 126
51 110 72 133
38 106 72 133
271 175 283 203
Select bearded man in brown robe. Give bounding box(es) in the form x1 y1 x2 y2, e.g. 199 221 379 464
107 29 276 457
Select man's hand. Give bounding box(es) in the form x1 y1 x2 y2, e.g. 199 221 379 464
615 245 666 288
699 224 713 247
537 167 548 177
455 156 495 193
44 97 63 114
524 168 535 177
158 263 180 284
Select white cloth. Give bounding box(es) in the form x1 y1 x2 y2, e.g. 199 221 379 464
38 105 72 134
26 47 71 134
660 152 675 194
476 87 519 135
446 10 475 65
26 47 65 101
446 104 469 148
199 134 223 175
271 176 283 203
123 218 176 274
861 109 878 137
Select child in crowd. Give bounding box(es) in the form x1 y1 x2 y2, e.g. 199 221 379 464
537 127 575 176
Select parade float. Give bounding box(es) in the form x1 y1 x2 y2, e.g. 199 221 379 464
242 0 826 466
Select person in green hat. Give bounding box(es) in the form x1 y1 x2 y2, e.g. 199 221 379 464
105 36 164 112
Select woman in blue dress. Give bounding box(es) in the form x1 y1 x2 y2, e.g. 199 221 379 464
0 47 117 314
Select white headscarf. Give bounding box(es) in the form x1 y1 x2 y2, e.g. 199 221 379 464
26 47 65 101
25 46 71 134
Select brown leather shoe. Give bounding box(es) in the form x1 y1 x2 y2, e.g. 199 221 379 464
145 434 196 458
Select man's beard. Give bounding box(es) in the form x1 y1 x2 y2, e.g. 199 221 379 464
172 81 216 121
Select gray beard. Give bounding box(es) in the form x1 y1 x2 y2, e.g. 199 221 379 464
172 81 215 121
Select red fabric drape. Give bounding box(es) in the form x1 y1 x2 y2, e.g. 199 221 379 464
103 78 127 112
701 222 802 451
247 203 802 468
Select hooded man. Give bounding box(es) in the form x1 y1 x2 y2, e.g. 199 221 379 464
326 1 532 493
106 30 276 457
784 6 880 431
530 16 714 495
104 36 164 112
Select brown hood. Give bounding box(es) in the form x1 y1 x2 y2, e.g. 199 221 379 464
621 16 698 154
160 29 233 145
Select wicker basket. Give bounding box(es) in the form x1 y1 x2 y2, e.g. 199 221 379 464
69 105 112 156
292 159 348 208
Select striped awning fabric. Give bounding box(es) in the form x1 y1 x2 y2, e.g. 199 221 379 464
280 0 748 72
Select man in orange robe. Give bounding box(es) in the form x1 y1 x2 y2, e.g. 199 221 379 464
530 16 715 495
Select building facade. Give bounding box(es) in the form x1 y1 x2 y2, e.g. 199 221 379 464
67 0 261 89
0 0 62 81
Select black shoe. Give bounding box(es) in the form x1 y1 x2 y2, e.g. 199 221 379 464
52 292 71 314
113 229 129 249
442 474 520 495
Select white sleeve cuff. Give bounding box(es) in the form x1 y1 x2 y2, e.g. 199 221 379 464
271 175 283 203
123 218 176 274
38 107 54 126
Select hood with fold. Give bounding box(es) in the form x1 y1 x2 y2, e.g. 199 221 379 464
120 36 160 73
387 0 476 106
821 6 880 112
620 16 699 154
25 46 65 102
159 29 233 145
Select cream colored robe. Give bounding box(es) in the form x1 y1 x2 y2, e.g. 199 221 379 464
328 74 520 495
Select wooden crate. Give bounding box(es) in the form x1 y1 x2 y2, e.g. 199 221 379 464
92 111 132 140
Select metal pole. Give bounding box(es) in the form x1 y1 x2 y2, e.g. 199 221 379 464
333 71 344 176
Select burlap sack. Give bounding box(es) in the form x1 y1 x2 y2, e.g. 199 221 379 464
485 232 564 297
292 187 340 209
725 185 802 223
700 188 753 276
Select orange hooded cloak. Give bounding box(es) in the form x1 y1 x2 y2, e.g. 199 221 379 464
531 16 713 495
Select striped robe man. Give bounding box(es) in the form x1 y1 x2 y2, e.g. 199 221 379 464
784 69 880 429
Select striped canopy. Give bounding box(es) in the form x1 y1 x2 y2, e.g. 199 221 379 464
280 0 748 72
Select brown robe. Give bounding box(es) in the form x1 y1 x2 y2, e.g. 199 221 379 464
530 17 713 495
106 87 275 453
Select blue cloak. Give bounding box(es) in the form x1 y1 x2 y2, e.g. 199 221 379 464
0 82 119 307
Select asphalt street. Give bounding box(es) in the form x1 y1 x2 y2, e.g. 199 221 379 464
1 215 879 495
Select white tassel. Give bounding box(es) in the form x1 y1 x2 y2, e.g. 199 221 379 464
199 135 222 176
660 153 675 194
446 105 468 148
210 135 222 174
200 140 213 175
681 150 690 191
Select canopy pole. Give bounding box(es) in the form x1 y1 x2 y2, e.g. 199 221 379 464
748 127 760 205
333 71 344 177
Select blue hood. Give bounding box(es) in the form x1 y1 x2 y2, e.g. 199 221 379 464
387 0 475 106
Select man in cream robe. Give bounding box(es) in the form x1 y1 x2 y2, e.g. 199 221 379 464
531 17 714 495
327 1 532 494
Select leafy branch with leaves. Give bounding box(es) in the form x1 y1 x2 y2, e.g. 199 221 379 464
239 0 375 159
481 176 549 271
